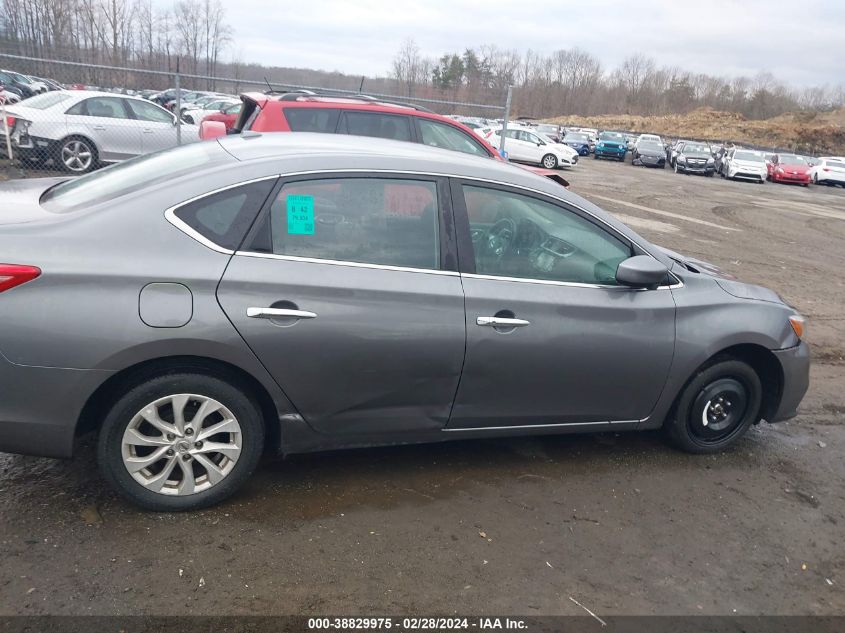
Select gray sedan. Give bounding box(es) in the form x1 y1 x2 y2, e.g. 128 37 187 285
0 133 809 510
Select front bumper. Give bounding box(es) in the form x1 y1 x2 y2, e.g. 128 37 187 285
772 172 811 184
595 145 626 158
639 155 665 167
729 169 766 181
678 161 715 174
770 342 810 422
0 351 114 458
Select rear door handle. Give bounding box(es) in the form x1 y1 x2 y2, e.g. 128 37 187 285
142 128 154 134
247 307 317 320
476 316 530 328
92 125 106 131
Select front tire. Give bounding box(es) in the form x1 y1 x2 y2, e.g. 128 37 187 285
665 359 762 454
541 153 558 169
98 373 265 511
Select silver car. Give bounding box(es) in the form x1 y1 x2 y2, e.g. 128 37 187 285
0 133 809 510
2 90 199 173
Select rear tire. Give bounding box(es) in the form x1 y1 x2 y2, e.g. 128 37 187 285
665 359 762 454
56 136 98 174
97 373 265 511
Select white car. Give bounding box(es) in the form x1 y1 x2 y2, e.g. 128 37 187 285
720 148 768 183
182 98 240 124
487 125 579 169
636 133 663 146
810 157 845 187
2 90 200 173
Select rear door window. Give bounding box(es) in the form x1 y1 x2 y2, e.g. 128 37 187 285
246 177 440 270
283 108 341 133
341 111 412 142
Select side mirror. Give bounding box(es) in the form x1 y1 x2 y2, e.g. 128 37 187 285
616 255 669 289
199 119 227 140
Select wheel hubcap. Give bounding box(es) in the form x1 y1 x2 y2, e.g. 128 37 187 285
61 140 92 171
121 394 242 496
690 378 749 443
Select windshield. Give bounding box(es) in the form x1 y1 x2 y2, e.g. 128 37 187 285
565 133 588 142
536 124 557 134
734 151 763 162
779 154 806 165
41 141 231 213
8 71 31 84
682 144 710 154
600 132 625 141
638 142 662 151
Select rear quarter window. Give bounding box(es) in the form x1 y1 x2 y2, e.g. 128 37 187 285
172 178 277 250
342 111 412 142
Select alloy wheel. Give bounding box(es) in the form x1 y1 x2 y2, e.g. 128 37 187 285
121 393 242 496
542 154 557 169
61 139 93 172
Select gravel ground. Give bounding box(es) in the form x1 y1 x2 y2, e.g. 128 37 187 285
1 158 844 617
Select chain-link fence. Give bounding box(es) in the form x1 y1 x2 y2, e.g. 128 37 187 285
1 52 509 181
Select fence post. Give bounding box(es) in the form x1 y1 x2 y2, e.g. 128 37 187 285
1 99 13 163
174 58 182 146
499 85 513 156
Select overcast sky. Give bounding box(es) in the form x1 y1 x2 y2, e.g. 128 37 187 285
224 0 843 89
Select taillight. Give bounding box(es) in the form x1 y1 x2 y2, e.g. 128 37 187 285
823 167 830 172
3 115 14 131
0 264 41 293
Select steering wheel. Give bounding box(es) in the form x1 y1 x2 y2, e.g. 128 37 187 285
486 218 517 261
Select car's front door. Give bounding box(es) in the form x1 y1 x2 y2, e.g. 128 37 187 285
448 181 677 429
217 174 466 436
521 131 546 163
125 98 180 153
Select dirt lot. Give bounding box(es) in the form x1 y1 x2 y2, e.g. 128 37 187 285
1 159 844 617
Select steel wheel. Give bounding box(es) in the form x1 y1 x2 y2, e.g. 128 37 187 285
60 138 95 173
688 378 749 444
121 393 242 496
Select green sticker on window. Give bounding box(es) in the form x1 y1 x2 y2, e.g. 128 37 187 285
286 195 315 235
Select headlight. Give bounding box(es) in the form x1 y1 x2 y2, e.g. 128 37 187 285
707 157 714 164
776 167 784 174
678 155 687 162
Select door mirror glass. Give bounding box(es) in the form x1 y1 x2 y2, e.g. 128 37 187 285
615 255 669 288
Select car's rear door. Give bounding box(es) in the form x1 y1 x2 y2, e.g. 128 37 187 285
216 173 466 436
448 180 676 430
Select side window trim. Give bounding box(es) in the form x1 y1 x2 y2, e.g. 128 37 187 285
239 172 458 273
164 175 280 253
449 178 674 289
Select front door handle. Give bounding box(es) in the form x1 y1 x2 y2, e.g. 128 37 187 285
476 316 530 328
92 125 106 131
247 307 317 320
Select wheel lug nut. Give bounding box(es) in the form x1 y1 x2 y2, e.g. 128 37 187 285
194 441 203 449
166 433 175 441
182 454 192 461
166 449 175 457
185 428 194 436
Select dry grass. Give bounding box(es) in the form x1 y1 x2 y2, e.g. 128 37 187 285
547 107 845 154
